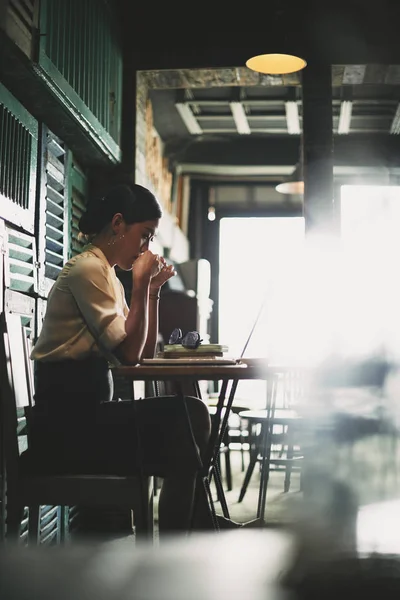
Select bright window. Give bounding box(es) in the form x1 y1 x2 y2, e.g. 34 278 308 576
339 184 400 360
218 216 305 406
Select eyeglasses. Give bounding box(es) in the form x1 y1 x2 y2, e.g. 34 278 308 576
168 328 203 349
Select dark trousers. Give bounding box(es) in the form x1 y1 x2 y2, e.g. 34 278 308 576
27 358 209 477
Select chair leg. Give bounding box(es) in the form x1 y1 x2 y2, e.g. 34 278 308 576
133 507 150 540
238 423 261 503
28 505 40 545
224 446 232 492
6 503 24 543
147 489 154 539
211 460 230 518
284 444 294 493
133 478 154 542
238 453 258 502
60 506 70 543
240 432 246 471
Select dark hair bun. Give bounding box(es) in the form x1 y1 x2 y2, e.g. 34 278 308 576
78 183 162 236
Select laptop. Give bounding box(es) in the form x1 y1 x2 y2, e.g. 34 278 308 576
140 298 265 366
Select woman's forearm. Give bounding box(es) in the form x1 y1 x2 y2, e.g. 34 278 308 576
141 291 160 358
115 284 150 364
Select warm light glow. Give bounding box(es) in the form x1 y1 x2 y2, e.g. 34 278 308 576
275 180 304 195
246 53 307 75
208 206 216 221
219 186 400 369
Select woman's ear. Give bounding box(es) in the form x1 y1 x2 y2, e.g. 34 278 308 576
111 212 124 232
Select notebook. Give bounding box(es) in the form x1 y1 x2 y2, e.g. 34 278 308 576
140 356 239 365
140 298 265 366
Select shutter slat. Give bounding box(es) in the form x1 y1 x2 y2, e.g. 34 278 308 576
46 223 64 242
5 227 37 294
9 256 34 275
46 187 65 210
46 164 64 189
46 211 64 228
47 136 65 158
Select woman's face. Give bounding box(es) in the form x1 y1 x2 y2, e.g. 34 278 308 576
117 218 159 270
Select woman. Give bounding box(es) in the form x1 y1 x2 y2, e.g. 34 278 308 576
30 182 211 535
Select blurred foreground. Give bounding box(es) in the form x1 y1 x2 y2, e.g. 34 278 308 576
1 528 400 600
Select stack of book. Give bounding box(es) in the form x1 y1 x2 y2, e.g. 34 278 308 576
159 344 229 359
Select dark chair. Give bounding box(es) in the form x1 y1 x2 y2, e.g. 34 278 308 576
237 370 305 516
207 406 233 492
238 409 303 500
0 312 154 545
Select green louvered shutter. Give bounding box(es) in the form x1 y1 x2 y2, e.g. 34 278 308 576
2 296 34 544
3 0 39 59
37 129 69 298
38 0 122 162
0 218 5 314
0 82 37 234
69 159 87 258
3 297 62 545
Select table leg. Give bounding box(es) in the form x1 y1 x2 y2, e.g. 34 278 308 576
180 378 248 529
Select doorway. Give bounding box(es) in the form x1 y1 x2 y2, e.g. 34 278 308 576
218 216 305 406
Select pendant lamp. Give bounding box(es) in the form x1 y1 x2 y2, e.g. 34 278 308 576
275 162 304 195
246 53 307 75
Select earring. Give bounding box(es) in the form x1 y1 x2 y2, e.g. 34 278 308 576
107 233 124 246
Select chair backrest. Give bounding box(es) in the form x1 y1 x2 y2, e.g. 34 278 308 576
2 313 31 410
21 327 35 408
0 312 32 477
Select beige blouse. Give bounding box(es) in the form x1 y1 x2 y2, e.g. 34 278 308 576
31 245 128 365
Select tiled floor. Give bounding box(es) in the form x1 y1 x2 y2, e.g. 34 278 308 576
75 448 302 548
72 447 400 557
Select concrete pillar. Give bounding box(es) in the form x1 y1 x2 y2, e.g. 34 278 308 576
302 64 335 237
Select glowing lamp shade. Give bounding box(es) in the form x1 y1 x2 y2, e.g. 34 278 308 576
276 162 304 195
276 180 304 195
246 53 307 75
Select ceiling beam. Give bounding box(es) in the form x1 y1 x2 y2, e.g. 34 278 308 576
175 102 202 135
342 65 366 84
285 101 301 134
178 163 400 178
229 101 251 134
338 100 353 134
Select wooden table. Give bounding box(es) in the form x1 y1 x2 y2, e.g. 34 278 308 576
113 359 291 529
114 360 270 382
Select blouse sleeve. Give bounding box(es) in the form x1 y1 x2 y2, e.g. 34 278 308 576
118 279 130 318
67 256 127 352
